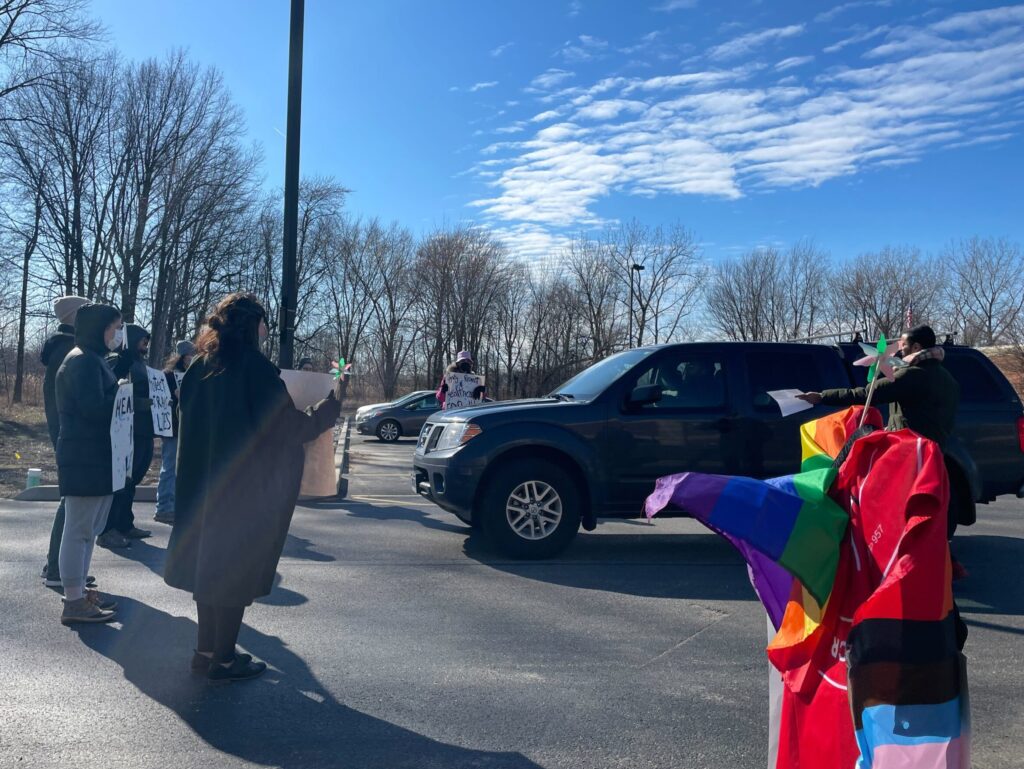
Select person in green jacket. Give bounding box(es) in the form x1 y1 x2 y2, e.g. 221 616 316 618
797 325 960 449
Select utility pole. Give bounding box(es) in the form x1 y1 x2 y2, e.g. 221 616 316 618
278 0 304 369
631 263 645 347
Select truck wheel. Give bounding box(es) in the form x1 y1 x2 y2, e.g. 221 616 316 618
479 459 581 559
377 420 401 443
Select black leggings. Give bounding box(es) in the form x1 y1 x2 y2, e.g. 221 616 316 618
196 602 246 664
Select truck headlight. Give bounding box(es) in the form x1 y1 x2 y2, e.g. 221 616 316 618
434 422 482 450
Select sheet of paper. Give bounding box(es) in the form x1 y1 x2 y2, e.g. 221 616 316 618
767 389 813 418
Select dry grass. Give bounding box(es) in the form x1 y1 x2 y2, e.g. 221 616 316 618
0 401 161 499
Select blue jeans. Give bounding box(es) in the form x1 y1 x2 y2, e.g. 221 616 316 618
156 436 178 513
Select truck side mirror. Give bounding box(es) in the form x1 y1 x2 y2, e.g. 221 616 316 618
627 384 663 408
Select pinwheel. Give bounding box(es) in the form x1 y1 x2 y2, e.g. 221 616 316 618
329 358 352 381
852 334 903 427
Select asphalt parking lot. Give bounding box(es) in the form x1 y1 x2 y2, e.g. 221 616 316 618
3 434 1023 768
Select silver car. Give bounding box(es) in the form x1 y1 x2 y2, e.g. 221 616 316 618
355 390 441 442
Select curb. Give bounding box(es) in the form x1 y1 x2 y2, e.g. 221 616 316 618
16 485 157 503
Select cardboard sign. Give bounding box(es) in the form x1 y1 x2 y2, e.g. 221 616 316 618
280 369 337 498
279 369 334 410
110 383 134 492
173 371 184 389
443 372 485 410
148 367 174 437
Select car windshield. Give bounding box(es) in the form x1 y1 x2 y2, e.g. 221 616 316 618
392 391 427 407
552 349 655 401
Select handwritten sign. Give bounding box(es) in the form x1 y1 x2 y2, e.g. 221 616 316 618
443 372 485 410
280 369 338 497
148 367 174 437
110 383 134 492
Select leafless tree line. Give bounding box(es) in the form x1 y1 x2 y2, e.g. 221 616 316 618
1 2 1022 407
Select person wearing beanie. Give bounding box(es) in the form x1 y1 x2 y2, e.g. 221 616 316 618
40 296 93 588
155 340 196 525
297 357 314 372
97 323 154 548
436 351 486 410
54 303 124 624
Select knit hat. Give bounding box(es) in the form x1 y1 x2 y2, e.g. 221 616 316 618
456 350 473 363
53 296 89 325
176 339 196 357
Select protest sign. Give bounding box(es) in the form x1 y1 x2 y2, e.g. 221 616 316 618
148 367 174 437
443 372 485 410
280 369 337 497
174 371 184 389
110 383 134 492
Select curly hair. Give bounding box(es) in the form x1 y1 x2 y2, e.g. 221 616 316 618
195 292 267 374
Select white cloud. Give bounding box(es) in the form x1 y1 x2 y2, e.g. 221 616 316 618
531 109 562 122
558 34 609 62
824 25 890 54
490 42 514 57
776 55 814 71
568 0 582 17
469 81 499 92
815 1 892 24
653 0 698 10
468 6 1024 230
529 68 576 90
708 24 806 61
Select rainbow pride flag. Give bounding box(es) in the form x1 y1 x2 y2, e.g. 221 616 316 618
644 406 969 769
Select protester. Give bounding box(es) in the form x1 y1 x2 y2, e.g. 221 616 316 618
154 340 195 525
54 303 124 624
40 296 96 589
298 357 314 372
797 324 962 538
797 325 960 448
164 292 340 682
97 324 154 548
437 351 486 410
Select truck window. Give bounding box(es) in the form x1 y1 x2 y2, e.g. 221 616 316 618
747 351 824 411
634 354 726 410
943 355 1006 403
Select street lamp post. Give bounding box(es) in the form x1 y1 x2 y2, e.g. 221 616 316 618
278 0 305 370
630 263 645 347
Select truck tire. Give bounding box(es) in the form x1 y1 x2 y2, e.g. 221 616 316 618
479 459 581 559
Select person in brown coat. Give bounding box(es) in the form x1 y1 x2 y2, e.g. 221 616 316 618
164 293 340 682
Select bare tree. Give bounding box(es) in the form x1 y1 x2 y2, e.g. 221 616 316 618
941 237 1024 347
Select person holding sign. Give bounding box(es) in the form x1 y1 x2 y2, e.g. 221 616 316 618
164 293 340 682
154 340 195 525
437 351 486 410
98 324 154 548
54 303 124 625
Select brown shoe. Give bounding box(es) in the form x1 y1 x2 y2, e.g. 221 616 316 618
61 597 116 625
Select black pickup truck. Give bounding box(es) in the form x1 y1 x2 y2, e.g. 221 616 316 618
413 342 1024 558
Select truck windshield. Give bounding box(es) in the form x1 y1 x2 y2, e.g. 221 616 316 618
552 349 654 401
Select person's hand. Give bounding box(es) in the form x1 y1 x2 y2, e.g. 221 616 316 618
796 392 823 405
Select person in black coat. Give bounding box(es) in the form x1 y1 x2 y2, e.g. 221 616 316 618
97 323 154 547
40 296 90 587
164 292 340 682
55 302 124 624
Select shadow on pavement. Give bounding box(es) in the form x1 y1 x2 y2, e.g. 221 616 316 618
344 504 470 535
462 529 760 602
952 535 1024 617
76 597 545 769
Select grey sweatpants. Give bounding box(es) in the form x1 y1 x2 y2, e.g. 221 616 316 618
59 495 113 599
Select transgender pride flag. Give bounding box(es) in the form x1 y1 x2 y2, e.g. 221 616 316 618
645 406 969 769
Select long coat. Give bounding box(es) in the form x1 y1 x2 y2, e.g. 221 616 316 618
163 347 340 607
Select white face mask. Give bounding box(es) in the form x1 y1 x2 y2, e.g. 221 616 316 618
107 327 125 352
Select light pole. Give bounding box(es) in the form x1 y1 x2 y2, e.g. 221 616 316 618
278 0 304 369
630 263 645 347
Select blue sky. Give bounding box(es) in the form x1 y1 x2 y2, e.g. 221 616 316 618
91 0 1024 266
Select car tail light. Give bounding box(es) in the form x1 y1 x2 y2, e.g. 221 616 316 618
1018 416 1024 453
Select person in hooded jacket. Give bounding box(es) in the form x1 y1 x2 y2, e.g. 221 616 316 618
436 351 486 410
54 303 124 624
154 339 195 525
40 296 97 589
97 323 154 548
164 292 340 682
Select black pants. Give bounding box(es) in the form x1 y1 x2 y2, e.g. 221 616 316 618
197 602 246 664
103 437 154 535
